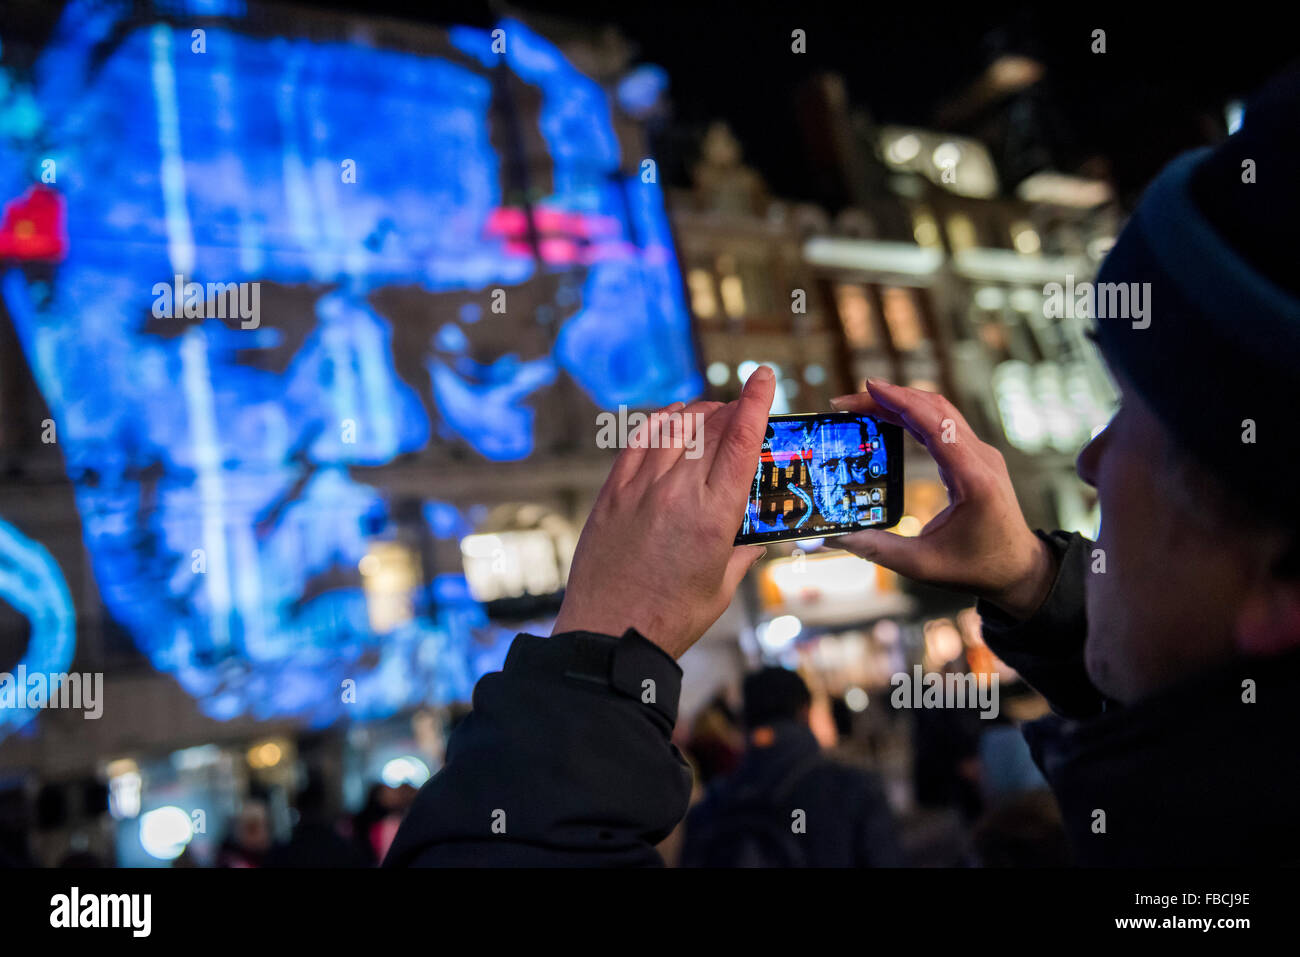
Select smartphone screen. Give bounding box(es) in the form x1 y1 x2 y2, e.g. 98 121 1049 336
734 411 904 546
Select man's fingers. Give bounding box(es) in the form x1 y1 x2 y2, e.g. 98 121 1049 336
838 528 931 580
637 400 724 484
706 365 775 494
837 379 976 488
828 390 904 428
606 401 684 489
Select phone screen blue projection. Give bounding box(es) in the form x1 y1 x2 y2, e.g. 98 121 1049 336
740 416 890 541
0 1 702 733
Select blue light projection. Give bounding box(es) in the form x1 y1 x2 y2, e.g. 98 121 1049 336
0 2 701 731
0 518 76 733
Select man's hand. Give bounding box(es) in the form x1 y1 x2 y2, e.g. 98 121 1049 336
552 367 776 659
832 379 1057 621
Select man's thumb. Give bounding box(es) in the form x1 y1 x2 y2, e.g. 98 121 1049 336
723 545 766 594
837 529 921 578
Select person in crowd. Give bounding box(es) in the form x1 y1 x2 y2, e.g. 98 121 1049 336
385 67 1300 867
215 799 272 868
265 772 368 868
681 667 902 866
0 823 34 868
352 782 416 866
970 791 1070 868
910 638 985 823
682 694 745 786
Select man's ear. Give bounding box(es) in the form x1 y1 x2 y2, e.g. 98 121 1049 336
1234 578 1300 657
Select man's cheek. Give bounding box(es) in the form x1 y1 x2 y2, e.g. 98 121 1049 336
1083 564 1136 694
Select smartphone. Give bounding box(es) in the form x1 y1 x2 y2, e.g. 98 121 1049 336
734 411 904 546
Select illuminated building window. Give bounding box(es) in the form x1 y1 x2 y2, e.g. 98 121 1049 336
456 505 576 614
359 541 420 634
715 255 747 318
1011 221 1041 255
834 284 876 349
688 268 718 319
107 760 142 820
881 287 925 352
460 528 565 603
946 213 978 252
912 210 941 248
992 359 1045 452
719 275 746 318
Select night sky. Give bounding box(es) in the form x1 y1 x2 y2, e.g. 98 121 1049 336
283 2 1300 203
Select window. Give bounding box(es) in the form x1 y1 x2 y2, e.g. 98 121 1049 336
881 287 925 352
716 255 746 318
687 268 718 319
460 529 564 603
946 213 977 252
1011 221 1041 255
834 283 877 349
720 275 745 318
912 209 941 248
360 541 420 634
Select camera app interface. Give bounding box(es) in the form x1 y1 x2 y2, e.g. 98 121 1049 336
741 416 889 539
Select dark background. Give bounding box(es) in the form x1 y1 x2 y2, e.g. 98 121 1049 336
311 0 1299 206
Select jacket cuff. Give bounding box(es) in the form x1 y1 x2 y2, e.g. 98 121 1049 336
504 628 683 726
977 530 1090 661
976 530 1105 719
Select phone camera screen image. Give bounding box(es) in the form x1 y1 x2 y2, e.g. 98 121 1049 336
735 413 903 546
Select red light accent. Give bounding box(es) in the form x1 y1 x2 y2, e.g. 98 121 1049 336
0 186 68 262
485 204 622 264
760 448 813 464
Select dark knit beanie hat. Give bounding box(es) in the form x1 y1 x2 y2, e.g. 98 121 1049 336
1092 65 1299 526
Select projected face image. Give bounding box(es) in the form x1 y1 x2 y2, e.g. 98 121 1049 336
742 417 888 538
0 5 701 729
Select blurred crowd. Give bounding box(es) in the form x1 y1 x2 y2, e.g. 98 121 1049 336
665 662 1068 867
1 655 1066 868
1 640 1069 868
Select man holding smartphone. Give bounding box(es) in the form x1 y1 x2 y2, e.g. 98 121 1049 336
386 68 1300 867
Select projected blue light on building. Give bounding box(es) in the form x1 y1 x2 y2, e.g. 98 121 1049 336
0 518 76 733
0 2 700 731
